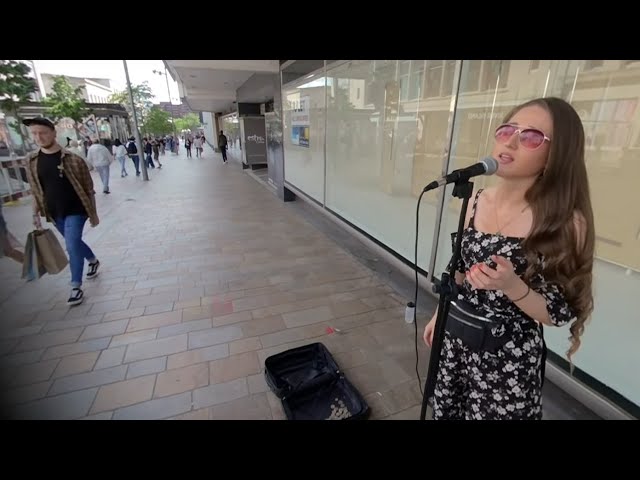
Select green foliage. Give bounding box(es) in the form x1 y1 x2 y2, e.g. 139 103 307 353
44 75 89 124
144 106 172 135
109 82 155 132
0 60 37 144
174 113 201 133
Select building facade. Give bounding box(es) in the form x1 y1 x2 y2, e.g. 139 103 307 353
17 102 130 148
157 101 195 119
39 73 113 104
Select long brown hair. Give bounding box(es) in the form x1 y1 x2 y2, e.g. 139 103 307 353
503 97 595 364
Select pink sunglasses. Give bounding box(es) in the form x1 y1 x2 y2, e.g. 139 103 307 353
495 123 551 150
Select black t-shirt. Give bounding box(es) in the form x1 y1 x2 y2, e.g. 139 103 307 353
37 151 86 219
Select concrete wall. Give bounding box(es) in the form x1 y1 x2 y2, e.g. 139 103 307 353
201 112 216 149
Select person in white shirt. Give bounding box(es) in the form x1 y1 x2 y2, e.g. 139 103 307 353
112 139 128 177
68 139 93 170
87 139 113 194
193 136 202 157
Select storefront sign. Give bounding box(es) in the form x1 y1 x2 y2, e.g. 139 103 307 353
291 95 310 147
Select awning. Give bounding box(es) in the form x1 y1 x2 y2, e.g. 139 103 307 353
163 60 279 114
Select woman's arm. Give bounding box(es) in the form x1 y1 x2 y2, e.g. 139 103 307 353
485 215 587 327
502 278 560 326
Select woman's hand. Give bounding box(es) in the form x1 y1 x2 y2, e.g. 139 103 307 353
32 212 42 230
466 255 520 293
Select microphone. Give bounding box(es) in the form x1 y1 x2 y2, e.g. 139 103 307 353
423 156 498 192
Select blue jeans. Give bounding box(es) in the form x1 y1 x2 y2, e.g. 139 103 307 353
54 215 96 288
95 165 110 192
130 155 140 175
118 156 127 175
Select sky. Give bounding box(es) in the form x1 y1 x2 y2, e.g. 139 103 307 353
33 60 181 104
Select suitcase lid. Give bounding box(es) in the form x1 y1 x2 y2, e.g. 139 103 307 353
264 342 340 398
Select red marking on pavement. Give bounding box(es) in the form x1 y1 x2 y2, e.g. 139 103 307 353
211 300 234 317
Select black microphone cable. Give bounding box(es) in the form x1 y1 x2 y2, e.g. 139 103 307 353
412 189 427 397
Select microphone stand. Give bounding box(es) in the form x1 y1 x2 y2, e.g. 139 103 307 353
419 177 474 421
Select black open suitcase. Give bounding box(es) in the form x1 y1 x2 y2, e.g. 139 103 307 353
264 342 370 420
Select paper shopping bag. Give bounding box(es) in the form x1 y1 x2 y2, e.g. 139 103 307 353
21 231 46 281
34 229 68 275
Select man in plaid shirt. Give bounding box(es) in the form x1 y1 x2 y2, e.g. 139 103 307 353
22 117 101 306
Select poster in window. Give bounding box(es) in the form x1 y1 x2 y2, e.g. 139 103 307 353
291 95 310 148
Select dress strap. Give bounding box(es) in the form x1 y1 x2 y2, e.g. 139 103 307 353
468 189 483 229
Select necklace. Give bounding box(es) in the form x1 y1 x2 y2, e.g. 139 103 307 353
494 194 528 236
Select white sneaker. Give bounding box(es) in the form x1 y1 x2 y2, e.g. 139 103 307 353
87 260 100 279
67 288 84 306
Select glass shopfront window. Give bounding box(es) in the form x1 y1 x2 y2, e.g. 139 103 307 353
282 70 327 204
323 60 460 271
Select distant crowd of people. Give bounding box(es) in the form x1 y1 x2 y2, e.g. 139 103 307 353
183 134 206 158
63 134 183 193
60 131 231 194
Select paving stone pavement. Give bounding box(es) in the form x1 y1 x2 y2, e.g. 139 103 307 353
0 145 432 420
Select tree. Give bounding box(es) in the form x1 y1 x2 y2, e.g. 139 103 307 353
0 60 37 150
144 106 172 136
174 113 201 134
44 75 90 138
109 82 154 134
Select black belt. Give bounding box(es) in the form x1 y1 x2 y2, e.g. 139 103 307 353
446 299 548 387
445 300 510 352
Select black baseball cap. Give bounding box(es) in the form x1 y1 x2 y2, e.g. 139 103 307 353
22 117 55 130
